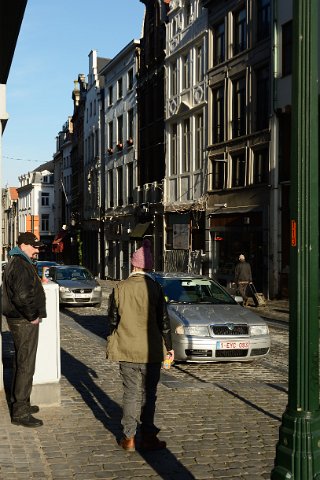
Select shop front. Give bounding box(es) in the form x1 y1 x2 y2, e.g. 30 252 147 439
210 211 267 292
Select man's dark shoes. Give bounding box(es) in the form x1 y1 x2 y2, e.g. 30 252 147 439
140 433 166 451
119 436 135 452
12 414 43 428
29 405 40 414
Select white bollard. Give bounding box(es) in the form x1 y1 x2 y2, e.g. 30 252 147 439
31 281 61 406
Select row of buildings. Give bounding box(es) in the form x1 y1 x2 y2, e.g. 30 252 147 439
2 0 300 298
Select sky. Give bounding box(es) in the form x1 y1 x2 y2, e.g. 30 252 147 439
2 0 145 187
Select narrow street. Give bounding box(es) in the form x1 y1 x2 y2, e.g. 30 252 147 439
1 300 288 479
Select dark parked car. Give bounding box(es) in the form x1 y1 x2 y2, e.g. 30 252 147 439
35 260 59 278
48 265 102 307
149 272 270 363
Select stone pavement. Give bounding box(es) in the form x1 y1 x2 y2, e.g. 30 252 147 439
0 280 289 480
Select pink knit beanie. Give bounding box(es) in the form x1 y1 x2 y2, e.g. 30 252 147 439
131 238 153 270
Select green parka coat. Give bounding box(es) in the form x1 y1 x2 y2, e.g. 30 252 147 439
106 272 172 363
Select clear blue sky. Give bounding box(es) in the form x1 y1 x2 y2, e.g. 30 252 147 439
2 0 145 187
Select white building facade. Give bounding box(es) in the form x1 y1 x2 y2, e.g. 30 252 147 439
101 39 140 280
164 0 208 273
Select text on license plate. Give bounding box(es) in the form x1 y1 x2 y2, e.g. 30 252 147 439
216 341 249 350
75 294 91 298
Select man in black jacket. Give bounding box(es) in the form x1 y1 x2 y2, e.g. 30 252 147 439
3 232 47 427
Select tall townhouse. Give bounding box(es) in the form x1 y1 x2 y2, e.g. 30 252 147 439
2 187 18 260
164 0 208 273
82 51 109 276
101 40 140 280
53 117 73 234
17 161 55 259
136 0 170 271
202 0 273 296
70 74 87 265
272 1 292 298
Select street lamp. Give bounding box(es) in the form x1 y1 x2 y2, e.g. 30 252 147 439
271 1 320 478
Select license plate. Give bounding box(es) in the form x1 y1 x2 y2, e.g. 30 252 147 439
216 341 249 350
75 294 91 299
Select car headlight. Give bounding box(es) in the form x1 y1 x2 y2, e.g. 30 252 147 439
250 325 269 335
59 286 71 293
94 285 102 292
175 325 209 336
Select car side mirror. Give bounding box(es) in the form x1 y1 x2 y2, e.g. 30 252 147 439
233 295 244 304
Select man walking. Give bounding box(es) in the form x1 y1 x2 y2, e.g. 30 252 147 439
106 238 174 452
3 232 47 427
234 254 253 306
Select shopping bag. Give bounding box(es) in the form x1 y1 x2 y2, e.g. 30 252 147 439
248 283 266 307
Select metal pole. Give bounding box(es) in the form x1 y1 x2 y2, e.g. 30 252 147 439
271 0 320 478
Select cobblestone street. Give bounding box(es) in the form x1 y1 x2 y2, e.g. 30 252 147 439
0 295 288 479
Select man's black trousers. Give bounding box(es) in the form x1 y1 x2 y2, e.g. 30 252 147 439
6 318 39 419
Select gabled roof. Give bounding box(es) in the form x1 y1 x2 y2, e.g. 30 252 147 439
32 159 54 173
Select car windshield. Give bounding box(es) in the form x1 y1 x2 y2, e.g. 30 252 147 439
157 278 237 305
55 268 94 281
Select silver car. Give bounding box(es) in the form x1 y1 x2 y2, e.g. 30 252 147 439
150 272 270 363
48 265 102 307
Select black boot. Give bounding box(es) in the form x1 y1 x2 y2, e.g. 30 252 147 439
12 414 43 428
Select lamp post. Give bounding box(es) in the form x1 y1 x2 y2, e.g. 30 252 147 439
271 1 320 478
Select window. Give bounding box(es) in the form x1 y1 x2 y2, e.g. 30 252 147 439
233 8 247 55
117 78 123 99
212 85 224 143
128 109 134 140
211 158 226 190
41 192 49 206
117 167 123 206
214 22 225 65
195 113 204 171
108 170 114 208
108 85 113 106
171 61 178 96
196 45 204 82
256 65 269 130
171 123 178 175
108 121 113 149
128 68 134 91
231 152 246 187
41 214 49 232
127 162 134 205
282 21 292 77
253 148 269 184
232 77 246 137
257 0 271 41
185 0 191 25
182 53 190 90
182 119 191 173
127 162 134 204
95 130 99 157
117 115 123 144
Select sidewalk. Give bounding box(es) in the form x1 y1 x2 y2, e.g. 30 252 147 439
246 298 289 324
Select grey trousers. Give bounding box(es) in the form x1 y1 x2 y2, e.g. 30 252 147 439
119 362 161 439
7 318 39 419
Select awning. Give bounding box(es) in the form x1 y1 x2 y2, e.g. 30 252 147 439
130 222 151 238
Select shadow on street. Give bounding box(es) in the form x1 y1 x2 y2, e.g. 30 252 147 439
61 348 196 480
